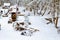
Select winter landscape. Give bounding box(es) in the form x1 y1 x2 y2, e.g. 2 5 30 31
0 0 60 40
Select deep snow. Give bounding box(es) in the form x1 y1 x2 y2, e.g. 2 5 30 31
0 6 60 40
0 16 60 40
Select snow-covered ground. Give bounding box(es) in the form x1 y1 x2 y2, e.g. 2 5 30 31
0 15 60 40
0 5 60 40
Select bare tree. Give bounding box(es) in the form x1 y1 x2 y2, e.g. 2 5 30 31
46 0 60 28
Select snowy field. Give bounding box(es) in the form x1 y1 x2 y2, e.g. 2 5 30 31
0 16 60 40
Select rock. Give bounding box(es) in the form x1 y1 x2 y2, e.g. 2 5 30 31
21 30 33 36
